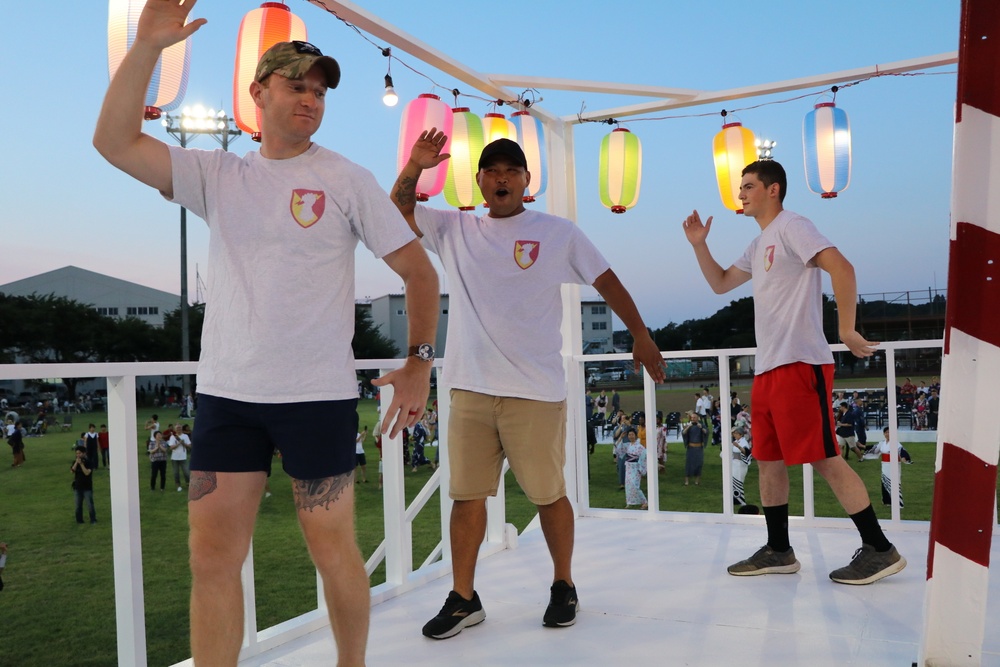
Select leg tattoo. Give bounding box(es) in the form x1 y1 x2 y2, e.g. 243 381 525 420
292 472 353 512
188 471 218 501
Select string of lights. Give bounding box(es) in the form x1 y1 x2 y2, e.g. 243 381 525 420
311 3 956 214
578 69 956 128
313 3 536 109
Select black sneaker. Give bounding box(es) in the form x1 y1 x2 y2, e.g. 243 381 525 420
727 545 801 576
421 590 486 639
829 544 906 585
542 580 579 627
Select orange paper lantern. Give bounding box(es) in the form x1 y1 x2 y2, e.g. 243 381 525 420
233 2 308 142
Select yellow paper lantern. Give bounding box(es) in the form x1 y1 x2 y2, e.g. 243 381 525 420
482 112 516 144
713 122 757 214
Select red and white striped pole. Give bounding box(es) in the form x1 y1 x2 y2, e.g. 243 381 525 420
920 1 1000 664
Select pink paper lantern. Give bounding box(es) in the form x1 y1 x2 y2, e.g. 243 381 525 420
397 94 453 201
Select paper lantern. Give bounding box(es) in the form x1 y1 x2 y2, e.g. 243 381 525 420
511 110 547 203
233 2 308 142
443 108 485 211
108 0 191 120
397 94 453 201
598 128 642 214
803 102 852 199
482 113 516 144
713 122 757 214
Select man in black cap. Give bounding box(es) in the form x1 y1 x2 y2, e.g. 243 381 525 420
392 131 665 639
93 1 440 664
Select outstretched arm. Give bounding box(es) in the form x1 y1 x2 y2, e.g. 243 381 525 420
93 0 207 195
592 269 665 383
813 247 878 358
682 210 751 294
390 129 450 236
372 240 440 438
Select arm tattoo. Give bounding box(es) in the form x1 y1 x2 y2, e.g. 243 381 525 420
292 472 353 512
393 176 418 208
188 471 218 501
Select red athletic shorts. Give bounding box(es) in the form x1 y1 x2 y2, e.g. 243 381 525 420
750 362 839 465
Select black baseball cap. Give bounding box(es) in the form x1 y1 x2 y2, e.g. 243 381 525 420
478 138 527 170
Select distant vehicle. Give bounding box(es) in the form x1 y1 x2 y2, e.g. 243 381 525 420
603 366 627 381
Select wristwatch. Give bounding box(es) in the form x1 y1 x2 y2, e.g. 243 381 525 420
408 343 435 362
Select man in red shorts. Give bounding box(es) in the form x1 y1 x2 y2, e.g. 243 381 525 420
682 160 905 585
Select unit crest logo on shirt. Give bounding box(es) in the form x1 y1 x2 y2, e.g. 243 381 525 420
514 240 540 270
290 189 326 228
763 245 776 272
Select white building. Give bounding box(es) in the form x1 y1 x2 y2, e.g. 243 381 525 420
581 299 614 354
365 294 613 357
0 265 180 328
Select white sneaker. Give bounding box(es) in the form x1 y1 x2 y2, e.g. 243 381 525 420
177 486 183 492
265 492 272 498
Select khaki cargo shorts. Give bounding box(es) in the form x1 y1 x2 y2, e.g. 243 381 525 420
448 389 567 505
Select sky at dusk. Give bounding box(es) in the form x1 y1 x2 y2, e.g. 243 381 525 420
2 1 960 329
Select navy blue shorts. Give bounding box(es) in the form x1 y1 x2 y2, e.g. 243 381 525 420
190 393 358 481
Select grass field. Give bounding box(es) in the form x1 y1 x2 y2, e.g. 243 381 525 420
0 384 955 666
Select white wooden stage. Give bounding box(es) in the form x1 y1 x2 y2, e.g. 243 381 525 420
239 516 1000 667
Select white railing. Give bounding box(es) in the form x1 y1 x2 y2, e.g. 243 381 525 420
0 338 944 665
571 339 945 530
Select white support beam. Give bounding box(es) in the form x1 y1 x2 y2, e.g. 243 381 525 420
565 52 958 123
486 74 702 100
306 0 562 125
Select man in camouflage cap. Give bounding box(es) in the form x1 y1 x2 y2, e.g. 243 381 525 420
94 1 440 664
254 39 341 89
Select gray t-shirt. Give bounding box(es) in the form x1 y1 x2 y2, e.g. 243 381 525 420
168 144 416 402
416 206 610 401
733 209 835 374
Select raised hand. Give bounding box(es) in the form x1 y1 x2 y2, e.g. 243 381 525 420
408 128 450 170
136 0 208 51
682 210 713 246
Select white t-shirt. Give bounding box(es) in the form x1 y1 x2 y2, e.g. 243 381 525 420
415 206 610 401
168 435 187 461
168 144 416 403
733 209 835 375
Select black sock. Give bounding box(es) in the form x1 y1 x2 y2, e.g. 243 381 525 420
763 504 791 552
849 504 892 552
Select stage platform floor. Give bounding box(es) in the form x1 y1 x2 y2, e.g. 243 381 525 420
238 516 1000 667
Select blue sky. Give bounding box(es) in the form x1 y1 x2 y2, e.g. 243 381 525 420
2 1 959 328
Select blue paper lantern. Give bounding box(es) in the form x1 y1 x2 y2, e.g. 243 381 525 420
803 102 851 199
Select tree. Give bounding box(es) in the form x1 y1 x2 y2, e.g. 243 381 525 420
352 306 399 359
160 303 205 362
1 294 109 399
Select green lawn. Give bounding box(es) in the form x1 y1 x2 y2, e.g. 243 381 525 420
0 389 962 666
0 401 538 667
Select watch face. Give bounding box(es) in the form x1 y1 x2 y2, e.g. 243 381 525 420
417 343 435 360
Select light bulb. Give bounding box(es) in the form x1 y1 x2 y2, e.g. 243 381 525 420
383 74 398 107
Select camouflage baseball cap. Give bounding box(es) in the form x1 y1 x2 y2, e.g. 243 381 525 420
255 40 341 89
